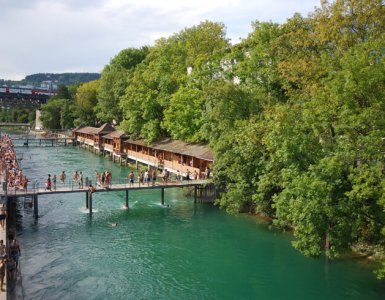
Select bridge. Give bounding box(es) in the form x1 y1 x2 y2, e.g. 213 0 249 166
0 92 50 109
0 122 30 128
2 179 214 217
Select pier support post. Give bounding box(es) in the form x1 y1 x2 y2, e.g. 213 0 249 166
125 190 129 208
86 191 89 209
89 193 93 215
194 185 197 203
161 188 164 206
33 194 39 218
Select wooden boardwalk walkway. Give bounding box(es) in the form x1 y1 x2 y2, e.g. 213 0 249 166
1 179 211 217
1 179 207 196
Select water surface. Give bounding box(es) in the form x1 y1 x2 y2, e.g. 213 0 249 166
14 146 385 300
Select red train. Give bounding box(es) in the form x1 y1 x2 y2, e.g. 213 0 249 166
0 85 56 96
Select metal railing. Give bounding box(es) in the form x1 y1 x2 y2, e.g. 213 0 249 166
0 176 210 196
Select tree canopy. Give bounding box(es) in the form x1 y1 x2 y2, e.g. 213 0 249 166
39 0 385 278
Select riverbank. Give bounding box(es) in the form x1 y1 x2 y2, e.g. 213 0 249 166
249 210 385 277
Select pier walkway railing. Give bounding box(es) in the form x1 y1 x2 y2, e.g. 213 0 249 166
1 178 213 217
1 178 208 196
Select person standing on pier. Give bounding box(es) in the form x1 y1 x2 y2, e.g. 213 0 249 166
0 204 6 230
95 170 101 186
22 175 28 192
0 240 5 258
152 169 157 186
186 170 191 182
138 171 144 187
176 170 181 181
59 171 66 184
79 171 84 189
52 174 57 191
45 174 52 191
128 171 135 187
9 239 21 271
0 257 5 292
106 171 112 188
144 169 149 186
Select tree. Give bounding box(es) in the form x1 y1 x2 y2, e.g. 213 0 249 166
162 87 205 142
40 99 67 129
73 80 99 126
96 47 148 123
120 21 229 142
56 84 71 99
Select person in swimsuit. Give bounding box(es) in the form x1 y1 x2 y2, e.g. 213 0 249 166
128 171 134 187
0 240 5 258
59 171 66 184
0 257 5 291
9 239 21 271
0 204 6 230
45 174 52 191
52 174 57 191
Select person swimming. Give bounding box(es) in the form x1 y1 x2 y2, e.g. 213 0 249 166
111 223 118 227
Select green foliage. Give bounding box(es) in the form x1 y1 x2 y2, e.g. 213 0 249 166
33 0 385 274
119 21 229 142
23 72 100 86
96 47 148 123
40 99 69 129
0 108 34 123
56 84 71 100
73 80 99 126
163 87 205 142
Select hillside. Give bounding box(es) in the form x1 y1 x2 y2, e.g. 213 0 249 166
0 72 100 87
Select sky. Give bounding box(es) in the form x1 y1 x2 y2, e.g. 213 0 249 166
0 0 320 81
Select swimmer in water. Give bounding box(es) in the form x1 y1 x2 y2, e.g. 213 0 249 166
111 223 118 227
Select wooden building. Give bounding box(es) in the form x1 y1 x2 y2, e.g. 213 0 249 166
123 138 213 178
73 125 213 177
73 123 114 154
102 130 129 161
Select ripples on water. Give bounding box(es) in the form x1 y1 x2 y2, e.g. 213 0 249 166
12 146 385 300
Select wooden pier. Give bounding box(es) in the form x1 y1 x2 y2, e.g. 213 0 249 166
10 137 73 147
1 179 214 218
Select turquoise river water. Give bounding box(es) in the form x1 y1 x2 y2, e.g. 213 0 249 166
12 146 385 299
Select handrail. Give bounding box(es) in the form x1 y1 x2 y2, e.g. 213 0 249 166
0 177 210 196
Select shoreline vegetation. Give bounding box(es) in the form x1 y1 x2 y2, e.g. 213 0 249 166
4 0 385 279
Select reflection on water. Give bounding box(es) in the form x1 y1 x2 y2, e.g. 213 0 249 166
13 146 385 300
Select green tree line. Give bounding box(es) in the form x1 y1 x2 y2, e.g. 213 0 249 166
40 0 385 278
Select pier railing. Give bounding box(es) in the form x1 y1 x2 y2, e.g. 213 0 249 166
1 177 210 196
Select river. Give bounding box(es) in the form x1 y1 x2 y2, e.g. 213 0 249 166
12 145 385 299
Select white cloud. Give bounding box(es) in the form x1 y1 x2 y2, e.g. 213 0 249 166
0 0 320 80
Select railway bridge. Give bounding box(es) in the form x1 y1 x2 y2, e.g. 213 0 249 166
0 91 50 109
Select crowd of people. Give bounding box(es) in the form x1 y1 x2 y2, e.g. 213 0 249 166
0 134 29 193
0 135 23 293
0 235 21 292
95 170 112 188
127 166 211 187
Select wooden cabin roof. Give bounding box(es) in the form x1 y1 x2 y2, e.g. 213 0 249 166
74 123 115 135
103 130 129 139
75 126 98 134
94 123 115 135
124 138 213 161
72 124 85 132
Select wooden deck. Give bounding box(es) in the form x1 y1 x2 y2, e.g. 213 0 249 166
1 179 212 217
1 179 207 197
